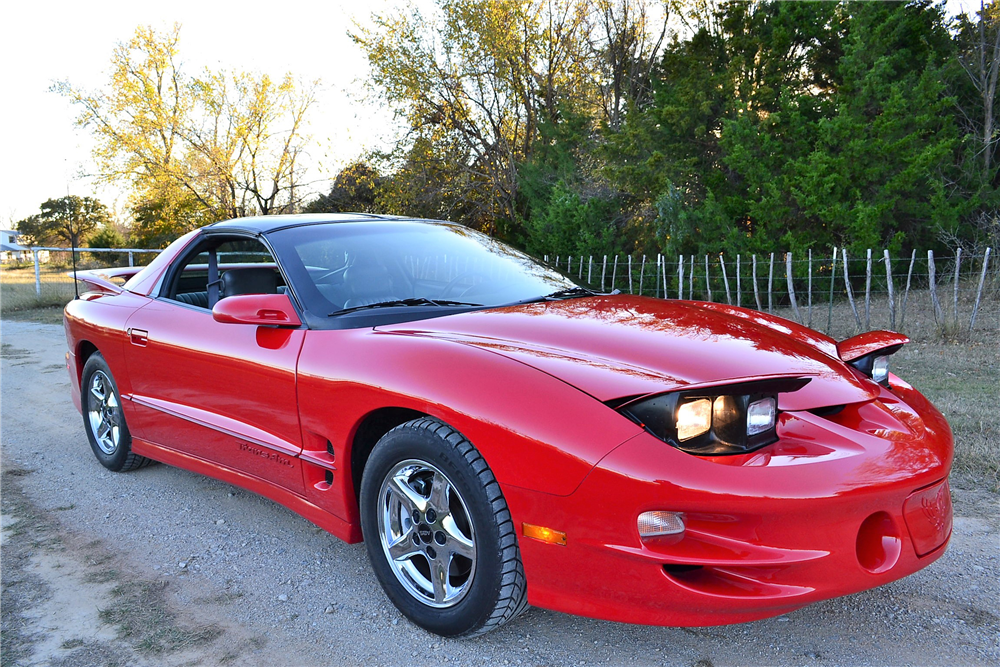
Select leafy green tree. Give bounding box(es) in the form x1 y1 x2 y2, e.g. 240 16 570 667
304 162 382 213
87 225 128 264
56 24 317 241
788 0 960 252
15 196 109 248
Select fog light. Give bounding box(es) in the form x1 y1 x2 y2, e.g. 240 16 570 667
637 511 685 538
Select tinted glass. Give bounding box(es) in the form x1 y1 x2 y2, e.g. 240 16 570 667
268 221 577 315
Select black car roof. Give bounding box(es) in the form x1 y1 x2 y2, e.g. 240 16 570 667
203 213 436 235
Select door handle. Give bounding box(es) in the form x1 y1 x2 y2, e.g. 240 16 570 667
127 328 148 347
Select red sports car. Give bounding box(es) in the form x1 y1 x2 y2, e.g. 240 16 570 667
64 214 953 637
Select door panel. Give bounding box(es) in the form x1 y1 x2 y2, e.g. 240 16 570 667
123 299 305 493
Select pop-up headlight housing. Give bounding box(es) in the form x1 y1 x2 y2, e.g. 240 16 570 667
837 331 909 388
617 377 809 456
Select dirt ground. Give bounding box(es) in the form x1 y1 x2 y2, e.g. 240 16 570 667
1 319 998 667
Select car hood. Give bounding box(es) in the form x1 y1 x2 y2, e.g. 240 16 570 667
376 295 878 410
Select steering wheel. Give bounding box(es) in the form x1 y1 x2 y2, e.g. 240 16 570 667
309 266 347 284
441 271 491 299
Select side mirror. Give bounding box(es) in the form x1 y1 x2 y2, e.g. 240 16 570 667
212 293 302 327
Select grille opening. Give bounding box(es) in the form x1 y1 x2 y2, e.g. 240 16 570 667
663 564 703 575
603 394 647 410
325 470 334 485
326 439 335 458
809 404 845 417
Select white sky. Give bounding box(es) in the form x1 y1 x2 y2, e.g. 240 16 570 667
0 0 980 228
0 0 422 226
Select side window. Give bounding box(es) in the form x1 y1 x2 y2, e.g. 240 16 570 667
165 237 285 309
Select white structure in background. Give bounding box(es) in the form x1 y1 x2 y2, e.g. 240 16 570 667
0 230 49 263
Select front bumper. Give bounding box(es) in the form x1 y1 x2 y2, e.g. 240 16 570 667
503 378 953 626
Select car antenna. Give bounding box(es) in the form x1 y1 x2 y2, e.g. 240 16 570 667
71 236 79 300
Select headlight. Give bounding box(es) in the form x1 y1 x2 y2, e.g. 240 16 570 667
618 378 807 456
849 351 897 387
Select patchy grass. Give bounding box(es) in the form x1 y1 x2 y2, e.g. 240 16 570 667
1 472 225 663
2 472 57 667
99 580 223 654
894 341 1000 492
1 306 66 325
1 265 76 312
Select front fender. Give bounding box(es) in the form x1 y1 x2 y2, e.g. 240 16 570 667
296 328 643 500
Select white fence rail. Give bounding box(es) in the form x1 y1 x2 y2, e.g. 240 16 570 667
27 246 163 296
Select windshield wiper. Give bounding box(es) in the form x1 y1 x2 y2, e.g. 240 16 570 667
545 287 599 299
328 297 483 316
509 286 600 306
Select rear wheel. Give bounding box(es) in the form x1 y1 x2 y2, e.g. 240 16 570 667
360 418 527 637
81 353 151 472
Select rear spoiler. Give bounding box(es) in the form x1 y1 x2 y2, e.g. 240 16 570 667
68 267 143 295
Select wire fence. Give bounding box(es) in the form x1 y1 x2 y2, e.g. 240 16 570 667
543 247 998 340
2 244 997 342
1 247 162 312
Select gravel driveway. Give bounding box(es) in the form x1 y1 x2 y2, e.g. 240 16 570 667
2 319 997 666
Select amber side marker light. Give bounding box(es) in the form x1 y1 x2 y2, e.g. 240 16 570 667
523 523 567 546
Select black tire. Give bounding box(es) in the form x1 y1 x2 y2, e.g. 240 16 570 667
360 417 528 637
81 352 152 472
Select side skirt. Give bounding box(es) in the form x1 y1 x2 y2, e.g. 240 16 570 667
131 438 363 544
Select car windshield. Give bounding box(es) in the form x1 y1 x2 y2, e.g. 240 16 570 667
267 221 583 318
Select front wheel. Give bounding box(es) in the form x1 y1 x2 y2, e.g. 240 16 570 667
81 352 152 472
360 418 527 637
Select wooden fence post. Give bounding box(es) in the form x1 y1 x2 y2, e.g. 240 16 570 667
864 248 872 330
752 254 762 310
719 255 732 305
901 249 916 330
656 255 661 298
588 256 594 285
882 248 896 331
544 255 549 263
842 248 862 331
602 255 607 291
928 250 943 324
827 247 837 334
736 255 742 307
704 255 712 302
611 255 618 291
953 248 962 328
768 252 775 313
689 255 695 300
678 256 684 299
628 255 634 294
661 256 668 300
969 247 992 332
639 256 645 295
884 249 896 330
786 252 801 323
807 249 813 328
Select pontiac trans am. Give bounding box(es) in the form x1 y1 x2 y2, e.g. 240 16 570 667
64 214 953 637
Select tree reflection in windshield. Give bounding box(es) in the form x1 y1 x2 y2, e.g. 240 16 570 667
268 220 581 315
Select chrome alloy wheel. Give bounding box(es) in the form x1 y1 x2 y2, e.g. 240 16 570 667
377 459 477 608
87 370 121 455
